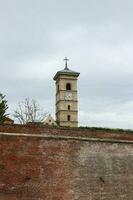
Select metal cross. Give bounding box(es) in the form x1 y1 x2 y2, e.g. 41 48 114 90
64 57 69 70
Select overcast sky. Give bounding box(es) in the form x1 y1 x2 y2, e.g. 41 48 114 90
1 0 133 129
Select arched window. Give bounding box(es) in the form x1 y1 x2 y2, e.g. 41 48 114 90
57 85 59 92
67 115 71 121
66 83 71 90
68 105 70 110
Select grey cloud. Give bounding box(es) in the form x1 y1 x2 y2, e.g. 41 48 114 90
0 0 133 128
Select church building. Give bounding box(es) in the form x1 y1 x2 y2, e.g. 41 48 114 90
53 57 80 127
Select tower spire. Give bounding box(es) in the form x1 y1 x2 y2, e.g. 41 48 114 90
64 57 69 70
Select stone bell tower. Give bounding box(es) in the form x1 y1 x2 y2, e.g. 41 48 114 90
53 57 80 127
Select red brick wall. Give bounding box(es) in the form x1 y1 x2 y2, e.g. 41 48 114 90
0 124 133 200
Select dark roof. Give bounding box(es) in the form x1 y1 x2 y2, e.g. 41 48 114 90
53 67 80 80
5 117 14 122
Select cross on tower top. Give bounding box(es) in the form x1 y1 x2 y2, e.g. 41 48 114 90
64 57 69 70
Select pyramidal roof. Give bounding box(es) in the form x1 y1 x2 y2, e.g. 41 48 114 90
53 65 80 80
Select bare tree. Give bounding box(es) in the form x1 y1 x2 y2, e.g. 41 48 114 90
13 98 48 124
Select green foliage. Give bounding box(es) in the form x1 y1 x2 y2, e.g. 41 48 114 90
79 126 133 134
47 125 133 134
0 93 8 123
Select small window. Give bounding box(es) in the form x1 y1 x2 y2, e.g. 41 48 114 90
67 115 71 121
49 120 51 122
66 83 71 90
68 105 70 110
57 85 59 92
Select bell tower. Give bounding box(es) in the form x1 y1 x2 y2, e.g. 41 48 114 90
53 57 80 127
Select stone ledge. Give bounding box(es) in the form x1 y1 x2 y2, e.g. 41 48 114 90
0 132 133 144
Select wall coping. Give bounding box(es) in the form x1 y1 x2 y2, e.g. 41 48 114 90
0 124 133 143
0 132 133 144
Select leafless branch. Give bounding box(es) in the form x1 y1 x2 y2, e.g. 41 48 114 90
13 98 48 124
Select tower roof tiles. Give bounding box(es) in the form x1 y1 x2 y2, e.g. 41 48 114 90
53 67 80 80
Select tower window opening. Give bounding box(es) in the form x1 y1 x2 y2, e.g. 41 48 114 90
66 83 71 90
68 105 70 110
57 85 59 92
67 115 71 121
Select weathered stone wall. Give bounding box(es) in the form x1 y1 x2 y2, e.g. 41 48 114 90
0 124 133 200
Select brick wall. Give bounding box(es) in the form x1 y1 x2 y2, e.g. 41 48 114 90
0 124 133 200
